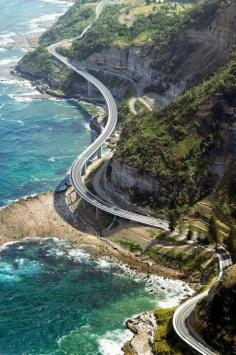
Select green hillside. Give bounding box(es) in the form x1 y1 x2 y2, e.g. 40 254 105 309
116 58 236 208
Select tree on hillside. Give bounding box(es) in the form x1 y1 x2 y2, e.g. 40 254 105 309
227 226 236 261
209 215 220 250
187 227 193 240
169 211 178 232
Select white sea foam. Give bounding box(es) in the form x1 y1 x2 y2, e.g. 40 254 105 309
48 156 56 163
0 48 6 52
0 57 22 66
98 329 133 355
58 116 73 121
0 77 35 90
83 122 91 131
15 120 24 126
94 256 194 307
26 12 64 33
8 94 33 102
0 252 42 284
0 32 16 47
67 247 91 263
42 0 73 5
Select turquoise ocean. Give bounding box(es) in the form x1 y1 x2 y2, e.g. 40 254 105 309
0 0 92 207
0 1 192 354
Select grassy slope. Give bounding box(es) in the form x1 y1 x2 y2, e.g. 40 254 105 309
16 1 97 89
66 0 194 61
153 308 191 355
40 1 97 45
195 264 236 354
115 59 236 207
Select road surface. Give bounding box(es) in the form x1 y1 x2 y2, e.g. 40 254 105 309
48 2 169 230
48 2 233 354
173 248 232 355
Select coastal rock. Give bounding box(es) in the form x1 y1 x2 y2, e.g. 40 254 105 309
129 333 153 355
125 312 157 355
126 312 157 334
89 112 107 135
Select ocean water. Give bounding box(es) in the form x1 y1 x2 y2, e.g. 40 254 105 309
0 238 193 355
0 0 92 207
0 2 193 354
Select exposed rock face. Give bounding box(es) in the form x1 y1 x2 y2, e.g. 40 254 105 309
193 264 236 354
154 0 236 88
106 109 236 208
83 46 185 101
104 158 170 207
17 0 236 104
82 0 236 101
124 312 157 355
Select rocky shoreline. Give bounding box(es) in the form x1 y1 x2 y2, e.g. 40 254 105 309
124 312 157 355
0 191 185 279
0 190 194 355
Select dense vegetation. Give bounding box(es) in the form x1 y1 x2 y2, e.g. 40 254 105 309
146 243 218 283
116 58 236 208
64 1 193 61
153 308 191 355
40 1 97 45
196 264 236 354
16 46 85 94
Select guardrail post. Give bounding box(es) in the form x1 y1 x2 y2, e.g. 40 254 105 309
97 146 102 159
96 207 100 220
83 199 89 209
82 163 86 176
88 81 93 97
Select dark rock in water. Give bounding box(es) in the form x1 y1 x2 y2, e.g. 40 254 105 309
55 175 72 192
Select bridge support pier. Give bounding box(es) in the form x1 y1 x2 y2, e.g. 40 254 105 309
83 199 89 209
113 215 117 222
96 207 100 220
82 163 87 176
97 146 102 159
87 81 93 97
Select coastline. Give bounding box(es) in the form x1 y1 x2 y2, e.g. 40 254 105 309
0 2 195 354
0 190 194 354
0 190 189 281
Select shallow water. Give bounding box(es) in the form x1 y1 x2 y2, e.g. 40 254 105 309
0 238 192 355
0 2 194 354
0 0 92 207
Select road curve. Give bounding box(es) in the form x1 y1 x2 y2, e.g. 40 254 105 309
173 248 232 355
48 4 232 354
48 3 169 231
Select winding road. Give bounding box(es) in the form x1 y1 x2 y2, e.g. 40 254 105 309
48 1 233 354
48 2 169 230
173 248 232 355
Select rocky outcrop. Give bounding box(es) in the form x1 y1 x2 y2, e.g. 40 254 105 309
124 312 157 355
106 96 236 208
104 158 170 208
153 0 236 88
83 46 185 101
79 0 236 101
192 264 236 354
17 0 236 105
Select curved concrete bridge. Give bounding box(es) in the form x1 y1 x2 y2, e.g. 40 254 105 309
48 2 232 354
48 3 169 230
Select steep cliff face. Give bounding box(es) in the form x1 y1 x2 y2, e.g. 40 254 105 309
83 46 185 101
193 264 236 354
17 0 236 103
76 0 236 100
153 0 236 91
111 58 236 209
